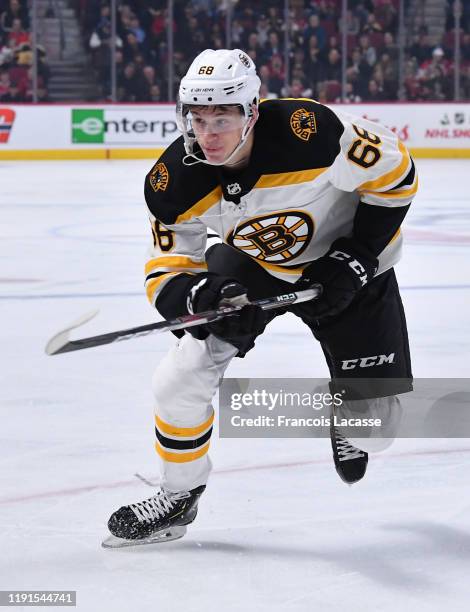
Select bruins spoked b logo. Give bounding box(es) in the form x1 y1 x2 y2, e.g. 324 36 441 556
149 162 169 192
227 211 314 263
290 109 317 142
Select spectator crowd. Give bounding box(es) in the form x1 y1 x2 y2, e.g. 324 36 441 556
0 0 49 101
4 0 470 103
78 0 470 103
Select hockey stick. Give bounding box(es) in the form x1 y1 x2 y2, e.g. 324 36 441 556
45 286 321 356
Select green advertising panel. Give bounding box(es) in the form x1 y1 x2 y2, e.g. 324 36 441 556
72 109 105 143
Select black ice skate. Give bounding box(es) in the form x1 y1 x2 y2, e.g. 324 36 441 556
102 485 205 548
330 425 368 485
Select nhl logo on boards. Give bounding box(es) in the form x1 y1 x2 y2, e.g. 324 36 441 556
149 162 169 192
290 108 317 142
0 108 16 144
227 183 242 195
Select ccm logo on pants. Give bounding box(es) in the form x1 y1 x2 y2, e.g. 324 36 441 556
341 353 395 370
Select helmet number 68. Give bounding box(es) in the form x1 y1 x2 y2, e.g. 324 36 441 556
198 66 214 75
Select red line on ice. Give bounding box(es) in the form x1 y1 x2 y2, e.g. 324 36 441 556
1 446 469 505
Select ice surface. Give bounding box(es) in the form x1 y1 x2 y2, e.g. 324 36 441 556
1 159 469 612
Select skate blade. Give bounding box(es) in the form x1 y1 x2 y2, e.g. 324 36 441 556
101 525 187 548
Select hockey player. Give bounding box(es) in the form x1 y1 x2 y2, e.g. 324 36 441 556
105 48 416 546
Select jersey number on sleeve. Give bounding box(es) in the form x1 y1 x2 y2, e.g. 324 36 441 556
347 125 382 169
152 220 175 252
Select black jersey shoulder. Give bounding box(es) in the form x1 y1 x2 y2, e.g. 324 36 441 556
144 135 219 225
253 98 344 173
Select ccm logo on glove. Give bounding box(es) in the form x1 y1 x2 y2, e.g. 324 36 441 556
329 250 369 286
294 237 378 319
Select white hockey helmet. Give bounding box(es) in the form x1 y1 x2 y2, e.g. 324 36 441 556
176 48 261 166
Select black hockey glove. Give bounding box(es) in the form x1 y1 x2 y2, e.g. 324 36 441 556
186 275 266 346
295 238 378 319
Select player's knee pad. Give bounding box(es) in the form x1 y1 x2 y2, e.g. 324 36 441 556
152 333 237 420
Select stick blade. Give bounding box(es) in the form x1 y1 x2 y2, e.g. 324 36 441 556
45 310 100 356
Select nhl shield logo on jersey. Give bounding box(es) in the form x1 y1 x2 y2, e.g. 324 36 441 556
227 211 314 263
149 162 169 192
227 182 242 195
290 109 317 142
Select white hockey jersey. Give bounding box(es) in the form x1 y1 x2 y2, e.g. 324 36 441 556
144 98 417 310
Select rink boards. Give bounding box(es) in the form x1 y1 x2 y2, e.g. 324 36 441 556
0 102 469 160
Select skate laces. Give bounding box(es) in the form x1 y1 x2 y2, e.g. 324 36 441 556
130 489 190 523
334 430 365 462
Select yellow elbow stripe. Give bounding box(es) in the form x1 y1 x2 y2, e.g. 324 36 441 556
145 256 207 276
145 271 182 302
359 141 411 192
360 177 418 201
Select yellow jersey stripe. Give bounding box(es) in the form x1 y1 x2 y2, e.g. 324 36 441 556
145 256 207 276
274 97 319 103
361 178 418 200
145 272 181 301
155 413 215 438
175 186 223 224
155 441 210 463
389 228 401 244
255 167 328 189
254 259 307 275
359 141 410 192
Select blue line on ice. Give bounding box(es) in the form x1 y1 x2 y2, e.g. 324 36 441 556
1 284 470 300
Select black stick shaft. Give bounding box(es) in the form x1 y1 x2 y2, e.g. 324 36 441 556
49 286 321 355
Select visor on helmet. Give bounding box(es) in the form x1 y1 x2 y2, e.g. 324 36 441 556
188 107 247 135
